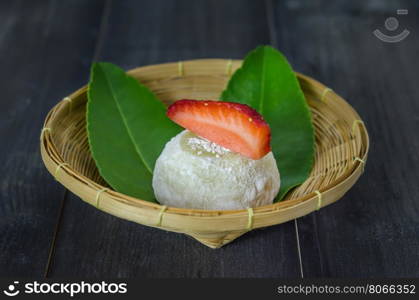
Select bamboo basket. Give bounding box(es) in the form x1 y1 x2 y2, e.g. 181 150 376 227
40 59 369 248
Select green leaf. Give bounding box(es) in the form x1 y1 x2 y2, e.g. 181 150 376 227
221 45 314 201
87 62 182 202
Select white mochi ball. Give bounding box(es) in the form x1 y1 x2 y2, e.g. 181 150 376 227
152 130 280 210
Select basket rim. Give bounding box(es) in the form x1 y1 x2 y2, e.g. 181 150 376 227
40 59 369 225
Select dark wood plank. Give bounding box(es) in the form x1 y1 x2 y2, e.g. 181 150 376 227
271 0 419 277
0 0 105 276
48 0 302 278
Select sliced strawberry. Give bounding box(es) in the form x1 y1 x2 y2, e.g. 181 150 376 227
167 99 271 160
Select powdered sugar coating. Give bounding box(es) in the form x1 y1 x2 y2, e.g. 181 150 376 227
187 136 231 155
152 130 280 210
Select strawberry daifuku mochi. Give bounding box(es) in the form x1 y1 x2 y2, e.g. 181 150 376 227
152 100 280 210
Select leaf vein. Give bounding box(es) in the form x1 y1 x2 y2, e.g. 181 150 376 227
102 70 153 175
258 48 267 114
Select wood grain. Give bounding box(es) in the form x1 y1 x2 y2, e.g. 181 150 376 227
0 0 105 276
271 0 419 277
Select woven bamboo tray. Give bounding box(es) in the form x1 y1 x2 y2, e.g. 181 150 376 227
40 59 369 248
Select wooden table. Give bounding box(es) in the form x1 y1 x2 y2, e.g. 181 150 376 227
1 0 418 278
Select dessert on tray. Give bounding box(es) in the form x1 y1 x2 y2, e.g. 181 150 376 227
41 45 368 247
84 46 315 213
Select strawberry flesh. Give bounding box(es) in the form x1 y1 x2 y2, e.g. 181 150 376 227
167 99 271 160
